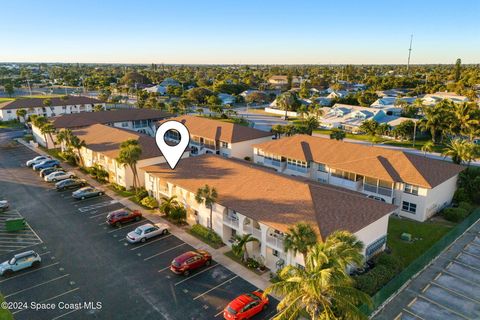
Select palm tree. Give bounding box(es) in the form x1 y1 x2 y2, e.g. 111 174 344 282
195 184 218 229
421 140 434 156
359 119 379 143
116 139 142 189
40 122 56 149
271 124 284 139
159 195 179 217
419 100 454 143
56 129 74 148
70 135 86 167
283 222 317 262
265 233 370 320
283 124 297 137
454 102 480 141
304 116 319 135
330 128 346 141
276 92 296 120
16 109 27 123
442 138 466 164
232 233 259 262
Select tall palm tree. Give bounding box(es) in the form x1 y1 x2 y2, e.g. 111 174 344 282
304 116 319 135
232 233 259 262
419 100 454 143
116 139 142 189
159 195 178 217
40 122 56 149
195 184 218 229
421 140 434 157
271 124 284 139
283 124 297 137
70 135 86 167
276 92 296 120
283 222 318 262
454 102 480 141
56 129 74 148
442 138 466 164
265 233 370 320
16 109 27 122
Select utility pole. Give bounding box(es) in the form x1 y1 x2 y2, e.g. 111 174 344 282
406 34 413 76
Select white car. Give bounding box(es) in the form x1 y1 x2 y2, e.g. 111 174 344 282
0 251 41 276
44 171 76 182
26 155 50 167
126 223 169 243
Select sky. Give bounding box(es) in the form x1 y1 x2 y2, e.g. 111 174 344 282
0 0 479 65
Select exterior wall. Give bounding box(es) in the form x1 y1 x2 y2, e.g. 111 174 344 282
353 214 390 259
424 175 458 219
230 136 272 160
0 103 103 122
32 124 56 148
264 107 298 117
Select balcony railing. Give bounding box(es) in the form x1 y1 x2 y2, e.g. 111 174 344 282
264 158 282 167
363 183 393 197
286 164 308 173
267 234 285 252
223 216 239 229
243 225 262 239
330 175 362 191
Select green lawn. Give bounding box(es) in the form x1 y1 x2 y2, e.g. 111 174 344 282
0 120 24 129
0 98 14 103
224 250 266 275
387 217 453 267
108 185 135 197
0 293 13 320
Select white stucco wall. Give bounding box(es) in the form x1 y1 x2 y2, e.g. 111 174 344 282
354 213 390 257
230 136 272 159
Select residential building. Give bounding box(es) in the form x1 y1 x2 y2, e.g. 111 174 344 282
32 109 171 148
144 78 181 95
370 96 417 115
69 124 188 188
0 96 103 122
253 135 464 222
422 92 469 106
218 93 236 105
326 90 349 99
159 115 272 159
143 155 396 270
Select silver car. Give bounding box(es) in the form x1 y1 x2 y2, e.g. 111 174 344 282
26 155 50 167
126 223 169 243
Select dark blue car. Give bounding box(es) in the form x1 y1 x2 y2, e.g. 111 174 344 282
32 159 60 171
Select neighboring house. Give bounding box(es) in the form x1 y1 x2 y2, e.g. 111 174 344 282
253 135 464 222
376 89 412 98
319 103 390 133
160 115 272 159
0 96 102 122
268 75 302 88
143 155 396 270
315 97 333 106
370 96 417 115
326 90 349 99
422 92 469 106
144 78 181 95
218 93 236 105
69 124 188 188
32 109 171 148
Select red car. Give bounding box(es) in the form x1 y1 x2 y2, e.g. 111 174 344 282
223 291 269 320
170 250 212 276
106 209 142 227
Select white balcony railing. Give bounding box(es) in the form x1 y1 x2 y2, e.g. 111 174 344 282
223 216 239 229
243 225 262 239
267 234 285 252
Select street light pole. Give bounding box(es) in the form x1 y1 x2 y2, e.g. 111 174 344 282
413 120 417 148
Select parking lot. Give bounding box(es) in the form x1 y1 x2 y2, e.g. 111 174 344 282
374 219 480 320
0 140 278 319
0 209 43 255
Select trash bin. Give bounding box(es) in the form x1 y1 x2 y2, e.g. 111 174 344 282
5 218 26 232
401 232 412 242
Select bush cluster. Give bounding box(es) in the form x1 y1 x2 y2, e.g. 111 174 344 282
190 224 223 245
134 187 149 202
443 207 468 222
140 196 159 209
353 253 402 296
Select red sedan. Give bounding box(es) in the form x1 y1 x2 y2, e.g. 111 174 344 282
106 209 142 227
223 291 269 320
170 250 212 276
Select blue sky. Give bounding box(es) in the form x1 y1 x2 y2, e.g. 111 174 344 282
1 0 479 64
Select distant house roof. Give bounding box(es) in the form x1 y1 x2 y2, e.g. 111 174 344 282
52 109 171 129
159 78 180 87
0 96 101 110
158 115 271 143
218 93 235 104
254 135 464 189
71 123 162 160
422 92 469 104
142 155 395 238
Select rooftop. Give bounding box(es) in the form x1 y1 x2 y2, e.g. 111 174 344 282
0 96 101 110
53 109 171 129
142 155 396 239
158 115 271 143
254 135 464 188
71 123 163 160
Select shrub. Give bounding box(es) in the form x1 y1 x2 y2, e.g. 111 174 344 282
354 273 378 296
246 258 260 269
244 156 251 161
453 188 470 203
354 255 400 295
375 253 403 272
140 196 158 209
135 187 149 202
190 224 223 246
443 207 468 222
169 205 187 224
59 151 77 165
111 183 126 192
458 201 474 214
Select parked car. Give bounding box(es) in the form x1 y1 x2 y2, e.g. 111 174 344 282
0 250 41 276
126 223 169 243
55 178 87 191
170 250 212 276
32 159 60 171
223 291 269 320
72 186 104 200
26 155 51 167
39 166 63 177
0 200 9 212
44 171 75 182
107 209 142 227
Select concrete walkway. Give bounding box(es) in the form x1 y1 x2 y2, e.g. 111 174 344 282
15 138 274 294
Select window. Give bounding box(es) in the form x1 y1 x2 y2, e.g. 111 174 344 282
220 141 228 148
404 184 419 195
366 236 387 258
317 163 327 172
221 152 228 157
121 122 129 128
272 249 279 257
287 158 309 173
402 201 417 214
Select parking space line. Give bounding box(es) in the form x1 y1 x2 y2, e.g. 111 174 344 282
0 239 41 245
158 266 171 272
40 251 51 256
450 259 480 272
5 274 70 298
214 309 224 317
51 308 80 320
417 294 469 319
0 262 60 284
193 275 238 300
89 211 111 219
130 234 173 250
144 243 187 261
402 308 425 320
107 220 145 233
174 264 219 286
430 281 480 303
12 287 80 315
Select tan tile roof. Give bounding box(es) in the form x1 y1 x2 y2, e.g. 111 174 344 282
254 135 464 188
0 96 101 110
142 155 395 239
158 115 271 143
53 109 171 129
71 124 162 160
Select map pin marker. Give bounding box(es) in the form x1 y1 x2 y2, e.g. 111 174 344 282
155 120 190 170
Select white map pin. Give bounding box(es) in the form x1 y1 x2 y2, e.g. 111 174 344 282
155 120 190 170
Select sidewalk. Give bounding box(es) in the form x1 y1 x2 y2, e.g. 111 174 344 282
15 138 274 293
